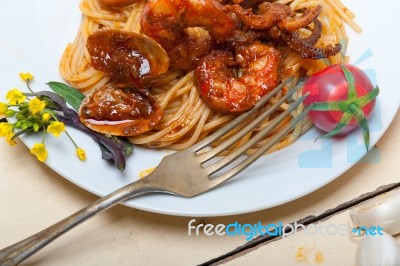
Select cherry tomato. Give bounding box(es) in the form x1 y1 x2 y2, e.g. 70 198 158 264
302 64 379 149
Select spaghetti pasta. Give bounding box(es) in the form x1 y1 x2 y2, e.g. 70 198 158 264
60 0 360 153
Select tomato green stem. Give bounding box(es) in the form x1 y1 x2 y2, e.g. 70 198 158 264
309 65 379 151
340 66 357 100
308 101 341 111
358 86 380 106
316 112 352 141
349 103 370 150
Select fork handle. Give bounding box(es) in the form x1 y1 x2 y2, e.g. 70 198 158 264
0 177 164 266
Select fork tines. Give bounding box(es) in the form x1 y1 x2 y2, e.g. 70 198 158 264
191 78 312 180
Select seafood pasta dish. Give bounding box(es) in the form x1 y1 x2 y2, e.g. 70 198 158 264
60 0 360 154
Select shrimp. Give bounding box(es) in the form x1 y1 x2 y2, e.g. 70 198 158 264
194 43 280 113
141 0 235 70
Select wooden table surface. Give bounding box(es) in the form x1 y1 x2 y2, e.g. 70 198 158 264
0 110 399 266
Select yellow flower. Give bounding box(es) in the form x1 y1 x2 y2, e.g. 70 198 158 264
29 97 46 116
0 102 8 116
76 147 86 161
42 112 51 122
6 88 26 105
6 132 17 146
19 72 34 81
47 121 65 137
30 143 48 162
0 122 13 137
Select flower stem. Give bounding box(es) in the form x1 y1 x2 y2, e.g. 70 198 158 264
64 130 78 148
48 112 78 148
41 126 46 143
26 80 34 93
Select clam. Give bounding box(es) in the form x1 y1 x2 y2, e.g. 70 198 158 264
81 29 169 136
87 29 170 83
79 84 163 136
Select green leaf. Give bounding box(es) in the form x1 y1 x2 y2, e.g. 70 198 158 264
47 82 85 112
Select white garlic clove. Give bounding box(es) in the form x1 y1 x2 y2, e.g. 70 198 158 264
356 231 400 266
350 189 400 236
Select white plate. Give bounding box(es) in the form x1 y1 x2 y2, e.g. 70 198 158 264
0 0 399 217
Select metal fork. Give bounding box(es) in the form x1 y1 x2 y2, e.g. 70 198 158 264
0 79 311 266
